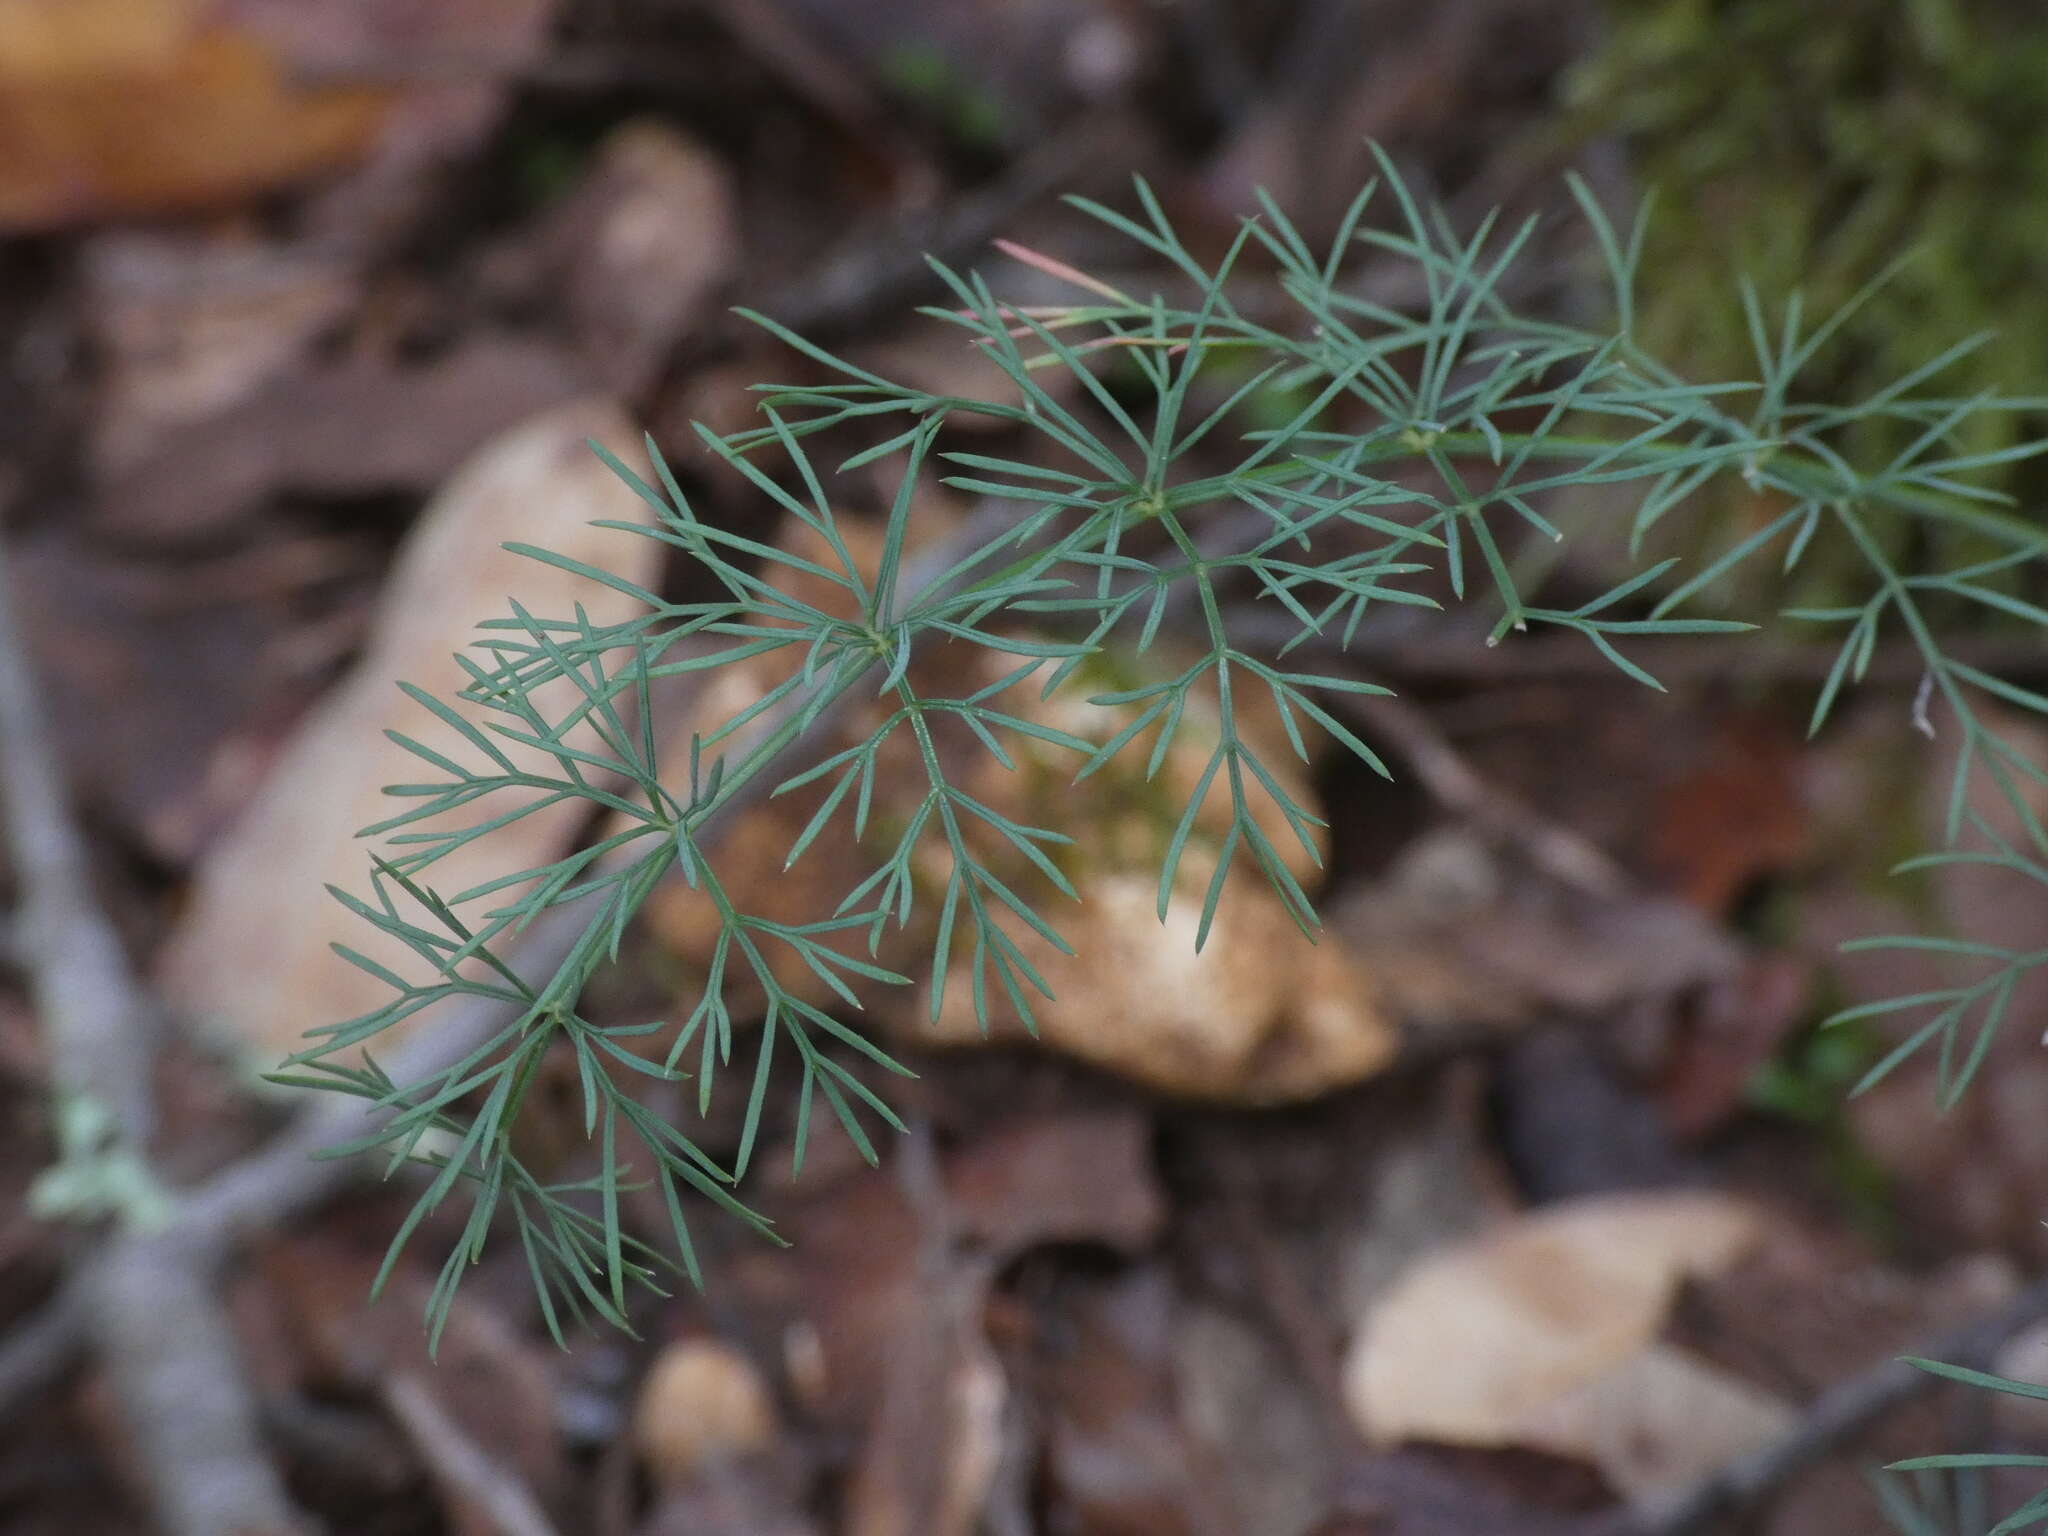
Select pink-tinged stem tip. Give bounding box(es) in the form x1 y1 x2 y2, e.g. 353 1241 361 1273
992 238 1135 305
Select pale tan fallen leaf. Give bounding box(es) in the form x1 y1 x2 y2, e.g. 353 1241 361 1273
1343 1191 1780 1506
1990 1317 2048 1438
633 517 899 1002
1528 1342 1795 1507
158 399 658 1065
623 500 1395 1100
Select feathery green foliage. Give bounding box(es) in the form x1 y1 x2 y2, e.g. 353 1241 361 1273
281 143 2048 1459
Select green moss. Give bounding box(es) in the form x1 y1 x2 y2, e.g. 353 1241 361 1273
1745 1006 1901 1243
1566 0 2048 478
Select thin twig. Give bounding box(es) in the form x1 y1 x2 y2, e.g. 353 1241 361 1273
1637 1269 2048 1536
1346 691 1625 897
383 1371 562 1536
717 111 1150 350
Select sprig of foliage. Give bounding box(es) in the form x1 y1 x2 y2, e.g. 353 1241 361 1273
1886 1354 2048 1533
285 147 2048 1383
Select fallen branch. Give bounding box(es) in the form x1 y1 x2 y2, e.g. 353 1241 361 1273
0 533 313 1534
82 1232 315 1536
0 545 156 1151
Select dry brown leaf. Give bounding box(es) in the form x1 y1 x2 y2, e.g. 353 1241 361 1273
945 1109 1164 1255
75 0 564 487
99 336 586 543
82 230 360 480
236 0 563 267
157 398 658 1065
638 1460 821 1536
0 0 388 229
1343 1192 1782 1507
840 1266 1006 1536
1334 1450 1618 1536
1031 1265 1235 1535
1333 826 1743 1045
1646 712 1810 915
709 1110 1167 1532
1173 1300 1341 1536
704 1151 1005 1536
734 1171 919 1434
528 120 738 394
633 1339 778 1491
8 531 332 865
1653 952 1810 1137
